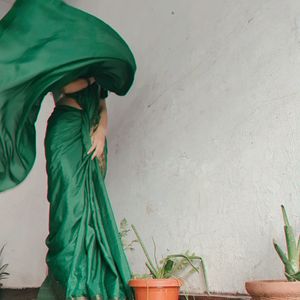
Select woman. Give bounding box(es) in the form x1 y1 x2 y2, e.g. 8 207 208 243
0 1 136 299
36 77 132 299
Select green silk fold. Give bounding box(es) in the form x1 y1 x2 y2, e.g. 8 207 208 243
0 0 136 191
0 1 136 299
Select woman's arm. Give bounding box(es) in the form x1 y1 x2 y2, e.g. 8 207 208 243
88 99 108 160
97 100 108 135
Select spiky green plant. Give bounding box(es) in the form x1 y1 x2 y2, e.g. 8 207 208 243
0 245 9 288
273 205 300 281
131 224 210 294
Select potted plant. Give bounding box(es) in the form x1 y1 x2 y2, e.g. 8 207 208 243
245 205 300 300
0 245 9 288
128 224 209 300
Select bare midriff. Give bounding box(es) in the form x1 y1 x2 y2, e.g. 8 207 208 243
55 77 95 110
56 96 83 110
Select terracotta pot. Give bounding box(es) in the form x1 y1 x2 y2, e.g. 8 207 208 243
245 280 300 300
129 278 182 300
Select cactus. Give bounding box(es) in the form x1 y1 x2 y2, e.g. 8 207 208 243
273 205 300 281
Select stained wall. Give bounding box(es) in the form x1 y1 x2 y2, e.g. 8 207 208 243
1 0 300 293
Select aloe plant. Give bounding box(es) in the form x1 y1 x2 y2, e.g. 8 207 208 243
273 205 300 281
0 245 9 288
131 224 210 294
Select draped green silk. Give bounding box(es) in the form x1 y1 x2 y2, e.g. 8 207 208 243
0 0 136 191
0 1 136 299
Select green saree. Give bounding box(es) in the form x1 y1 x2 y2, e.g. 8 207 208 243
0 0 136 299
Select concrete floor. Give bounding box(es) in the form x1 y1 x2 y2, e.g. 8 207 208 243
0 288 38 300
0 290 250 300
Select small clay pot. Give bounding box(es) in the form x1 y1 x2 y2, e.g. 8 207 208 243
129 278 182 300
245 280 300 300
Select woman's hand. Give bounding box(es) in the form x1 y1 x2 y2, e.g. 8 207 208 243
87 125 106 160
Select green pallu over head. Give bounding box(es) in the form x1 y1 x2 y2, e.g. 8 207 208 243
0 0 136 191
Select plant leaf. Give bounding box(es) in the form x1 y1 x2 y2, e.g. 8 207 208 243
162 259 174 277
152 238 160 271
273 240 295 276
167 254 210 294
131 225 158 276
145 262 158 278
281 205 290 226
281 206 298 270
289 271 300 281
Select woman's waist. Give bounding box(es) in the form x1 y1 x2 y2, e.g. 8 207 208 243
55 97 83 110
51 98 101 130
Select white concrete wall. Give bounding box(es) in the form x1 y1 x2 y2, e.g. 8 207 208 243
1 0 300 294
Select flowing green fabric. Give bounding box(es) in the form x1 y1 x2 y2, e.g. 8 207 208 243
0 0 136 191
0 1 136 299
